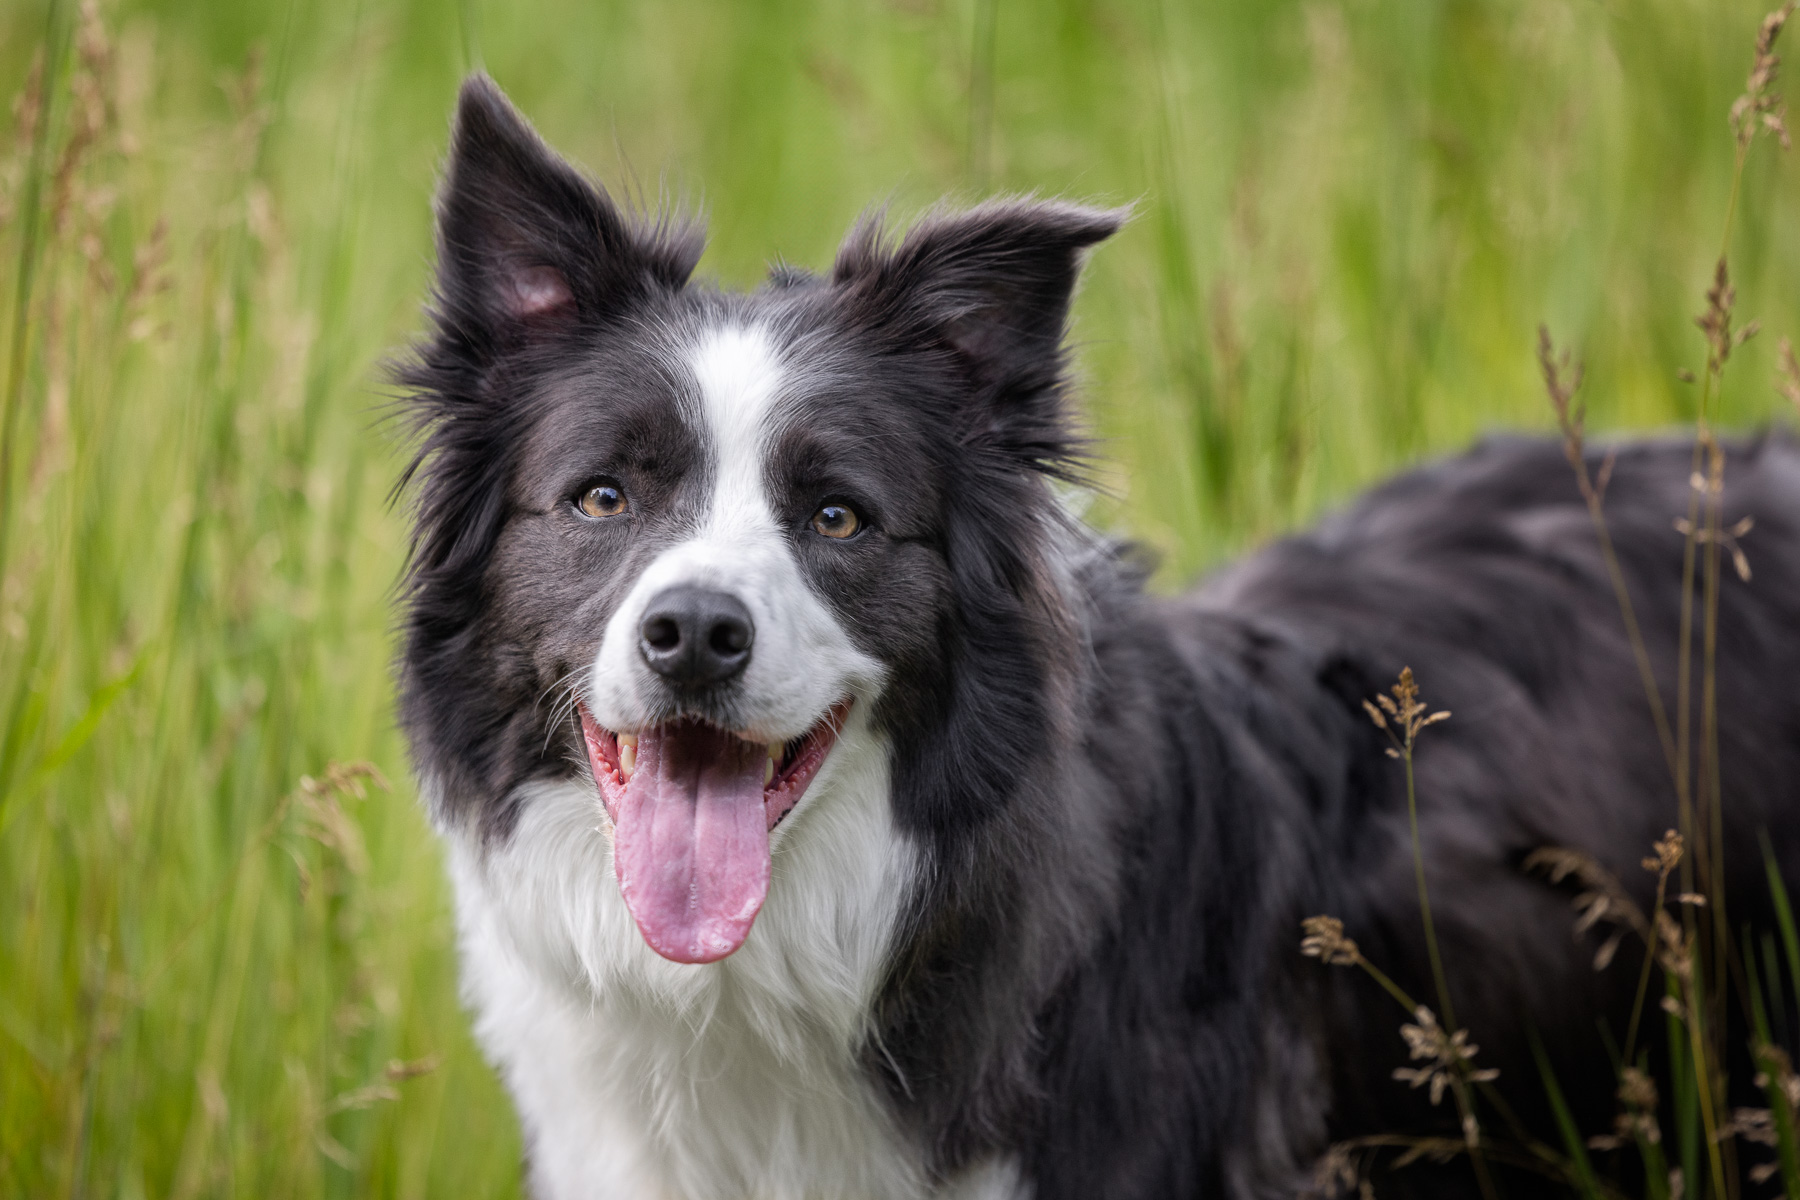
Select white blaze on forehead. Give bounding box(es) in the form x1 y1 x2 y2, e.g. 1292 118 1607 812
689 323 786 535
586 320 885 741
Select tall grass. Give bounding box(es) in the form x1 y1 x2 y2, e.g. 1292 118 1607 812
1 0 1796 1195
1304 14 1800 1197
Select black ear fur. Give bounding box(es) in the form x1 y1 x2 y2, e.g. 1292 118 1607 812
434 74 702 350
830 199 1125 440
396 77 702 605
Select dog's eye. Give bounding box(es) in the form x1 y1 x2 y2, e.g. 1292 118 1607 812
810 503 861 539
578 483 628 519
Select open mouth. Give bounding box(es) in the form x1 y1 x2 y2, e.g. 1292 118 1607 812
577 699 852 964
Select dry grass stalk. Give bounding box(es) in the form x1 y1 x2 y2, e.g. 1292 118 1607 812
1297 916 1502 1173
1548 19 1791 1165
131 762 390 1000
1307 1132 1621 1198
11 47 46 147
1732 1 1797 149
0 42 57 584
1527 832 1702 1069
1539 324 1591 483
1359 670 1491 1176
1682 17 1793 1028
1312 9 1796 1196
1362 666 1450 760
1749 1044 1800 1120
1693 444 1732 1115
1393 1006 1499 1110
1672 508 1755 585
291 761 390 886
49 2 117 239
1728 1043 1800 1187
1588 1067 1664 1152
1525 828 1743 1194
1644 828 1683 877
1525 843 1653 967
1300 914 1417 1011
1539 326 1680 786
1695 260 1762 379
1307 670 1500 1196
1306 1142 1375 1199
2 49 47 231
23 2 133 504
1778 335 1800 417
1361 668 1457 1029
1299 914 1360 967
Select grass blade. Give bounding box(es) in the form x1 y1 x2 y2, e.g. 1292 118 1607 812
1744 927 1800 1200
1668 975 1701 1200
1529 1023 1605 1200
1761 831 1800 1018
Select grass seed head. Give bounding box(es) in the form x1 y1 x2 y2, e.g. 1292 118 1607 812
1301 915 1361 966
1778 336 1800 414
1366 667 1449 756
1653 909 1692 980
1537 325 1587 445
10 48 45 151
1392 1007 1499 1107
1732 2 1796 149
1526 845 1657 961
1643 829 1683 876
1696 258 1739 371
1620 1065 1659 1113
1673 445 1756 578
1309 1143 1360 1197
1589 1067 1664 1149
1753 1042 1800 1109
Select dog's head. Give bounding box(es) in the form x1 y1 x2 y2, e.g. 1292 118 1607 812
398 76 1120 964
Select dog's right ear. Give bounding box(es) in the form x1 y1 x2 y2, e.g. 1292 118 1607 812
432 75 701 351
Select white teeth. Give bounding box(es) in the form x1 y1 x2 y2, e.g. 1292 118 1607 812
764 757 775 785
767 742 782 759
618 733 637 779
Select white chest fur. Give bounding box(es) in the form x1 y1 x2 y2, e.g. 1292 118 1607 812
443 721 991 1200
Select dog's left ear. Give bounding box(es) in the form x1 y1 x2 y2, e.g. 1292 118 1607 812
830 200 1125 420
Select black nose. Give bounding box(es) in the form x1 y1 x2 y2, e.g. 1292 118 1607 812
638 587 755 686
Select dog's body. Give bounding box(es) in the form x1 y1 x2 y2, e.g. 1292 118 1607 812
397 78 1800 1199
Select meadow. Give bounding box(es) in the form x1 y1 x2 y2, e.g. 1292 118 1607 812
2 0 1798 1195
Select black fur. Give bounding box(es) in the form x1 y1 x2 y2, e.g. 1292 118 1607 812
878 430 1800 1197
396 77 705 836
395 76 1800 1197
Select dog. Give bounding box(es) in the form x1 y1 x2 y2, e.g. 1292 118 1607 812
394 75 1800 1199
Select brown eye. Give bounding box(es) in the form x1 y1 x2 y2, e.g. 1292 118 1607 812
578 483 628 519
810 503 860 539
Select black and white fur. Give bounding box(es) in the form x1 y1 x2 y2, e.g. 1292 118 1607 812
395 76 1800 1199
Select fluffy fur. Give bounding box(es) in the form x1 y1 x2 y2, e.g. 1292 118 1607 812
394 76 1800 1199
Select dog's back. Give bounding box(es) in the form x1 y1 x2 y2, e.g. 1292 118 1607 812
1170 434 1800 1191
862 433 1800 1197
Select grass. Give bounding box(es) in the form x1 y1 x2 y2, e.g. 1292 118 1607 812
1302 12 1800 1194
1 0 1798 1196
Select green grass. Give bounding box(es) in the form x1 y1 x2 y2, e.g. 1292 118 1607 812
1 0 1797 1195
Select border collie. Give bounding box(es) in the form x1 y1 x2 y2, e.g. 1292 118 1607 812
395 76 1800 1199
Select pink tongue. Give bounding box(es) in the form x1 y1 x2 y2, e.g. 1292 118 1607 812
611 721 770 964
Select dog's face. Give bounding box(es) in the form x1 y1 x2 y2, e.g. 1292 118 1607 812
399 77 1119 964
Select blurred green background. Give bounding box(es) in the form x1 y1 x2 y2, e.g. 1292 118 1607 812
1 0 1795 1195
